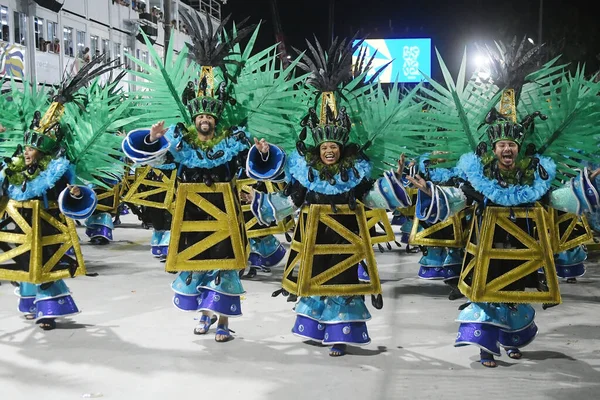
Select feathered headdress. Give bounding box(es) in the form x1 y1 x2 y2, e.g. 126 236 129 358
293 35 419 178
294 36 363 149
23 55 119 154
179 10 255 122
477 37 549 148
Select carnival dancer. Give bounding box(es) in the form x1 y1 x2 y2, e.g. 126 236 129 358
406 39 600 367
123 111 249 342
122 11 307 341
245 37 417 356
0 57 126 330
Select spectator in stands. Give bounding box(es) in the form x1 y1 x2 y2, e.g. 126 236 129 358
52 38 60 53
38 37 47 52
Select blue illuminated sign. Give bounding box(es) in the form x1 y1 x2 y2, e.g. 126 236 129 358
352 38 431 83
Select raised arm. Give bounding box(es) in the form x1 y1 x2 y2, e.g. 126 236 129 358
405 174 467 224
122 121 171 166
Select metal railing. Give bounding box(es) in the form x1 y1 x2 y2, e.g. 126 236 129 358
180 0 221 20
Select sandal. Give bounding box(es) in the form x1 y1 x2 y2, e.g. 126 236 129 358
24 313 36 320
566 278 577 284
193 315 218 335
329 344 347 357
480 350 497 368
215 324 234 342
38 319 56 331
507 349 522 359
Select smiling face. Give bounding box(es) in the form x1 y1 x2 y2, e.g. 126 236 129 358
24 146 42 166
195 114 216 139
319 142 341 165
493 140 519 170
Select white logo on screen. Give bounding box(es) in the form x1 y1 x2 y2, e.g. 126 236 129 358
403 46 420 79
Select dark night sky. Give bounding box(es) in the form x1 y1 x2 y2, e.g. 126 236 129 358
222 0 600 79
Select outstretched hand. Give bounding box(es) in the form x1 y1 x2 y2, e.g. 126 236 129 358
149 121 168 142
405 174 431 196
396 153 406 176
0 124 6 133
240 190 255 204
67 184 81 198
590 168 600 181
254 137 270 154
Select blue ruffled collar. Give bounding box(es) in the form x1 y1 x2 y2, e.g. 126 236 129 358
2 157 73 201
286 151 372 195
457 152 556 206
166 125 249 169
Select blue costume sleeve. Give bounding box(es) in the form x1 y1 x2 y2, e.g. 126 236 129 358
549 168 600 215
362 169 412 211
122 128 171 166
415 183 467 224
58 186 98 220
250 191 297 225
245 144 286 182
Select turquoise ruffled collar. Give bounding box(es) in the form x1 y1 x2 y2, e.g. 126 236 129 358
286 151 372 195
166 126 249 169
456 152 556 206
1 157 73 201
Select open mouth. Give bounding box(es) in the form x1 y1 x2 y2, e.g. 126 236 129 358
324 153 336 162
501 153 514 163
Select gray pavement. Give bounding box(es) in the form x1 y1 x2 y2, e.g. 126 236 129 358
1 213 600 400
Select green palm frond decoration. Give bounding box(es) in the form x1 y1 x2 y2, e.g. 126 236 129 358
520 65 600 184
223 39 310 146
0 79 51 158
62 75 139 187
126 29 196 127
349 82 422 176
407 49 501 165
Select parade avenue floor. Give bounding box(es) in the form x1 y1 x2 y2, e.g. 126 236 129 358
1 214 600 400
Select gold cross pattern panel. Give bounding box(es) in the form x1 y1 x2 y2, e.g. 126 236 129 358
0 199 86 284
547 208 593 254
165 182 248 272
122 166 177 211
409 207 473 248
236 178 295 239
281 203 382 297
458 203 561 305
